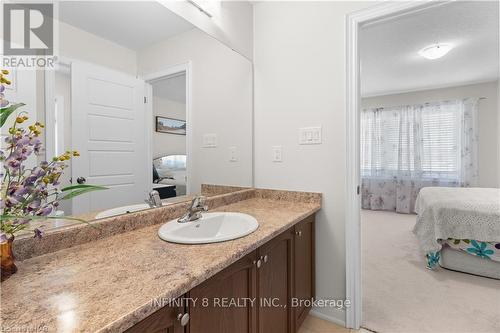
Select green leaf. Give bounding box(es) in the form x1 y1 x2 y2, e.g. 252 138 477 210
59 185 108 200
61 184 108 192
0 103 26 127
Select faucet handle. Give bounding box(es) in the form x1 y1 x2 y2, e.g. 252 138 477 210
149 190 162 207
192 195 206 207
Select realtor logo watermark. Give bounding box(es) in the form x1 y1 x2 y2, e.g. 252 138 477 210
2 3 55 68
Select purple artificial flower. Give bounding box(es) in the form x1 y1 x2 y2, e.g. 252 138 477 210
4 196 20 208
36 206 52 216
34 138 42 154
0 92 8 108
33 228 43 238
5 156 20 170
28 199 41 211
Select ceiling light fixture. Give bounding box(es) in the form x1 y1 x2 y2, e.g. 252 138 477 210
418 43 453 60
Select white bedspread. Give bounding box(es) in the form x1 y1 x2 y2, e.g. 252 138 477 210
413 187 500 254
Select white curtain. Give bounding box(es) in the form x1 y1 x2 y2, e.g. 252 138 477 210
361 98 478 213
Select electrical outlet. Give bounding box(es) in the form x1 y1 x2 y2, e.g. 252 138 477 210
229 146 237 162
272 146 283 162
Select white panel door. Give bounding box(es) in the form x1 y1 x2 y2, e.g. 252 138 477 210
71 61 148 215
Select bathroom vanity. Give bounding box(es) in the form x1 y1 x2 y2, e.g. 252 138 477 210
1 188 320 333
126 215 315 333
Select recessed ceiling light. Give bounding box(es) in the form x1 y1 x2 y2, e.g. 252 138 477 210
418 43 453 60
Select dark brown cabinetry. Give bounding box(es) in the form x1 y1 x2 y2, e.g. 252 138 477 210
257 230 294 333
189 251 258 333
124 303 186 333
293 215 315 328
125 214 315 333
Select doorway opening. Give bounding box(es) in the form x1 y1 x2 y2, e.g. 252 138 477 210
144 63 192 200
346 2 500 331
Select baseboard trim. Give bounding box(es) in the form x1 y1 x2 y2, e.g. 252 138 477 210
309 309 346 327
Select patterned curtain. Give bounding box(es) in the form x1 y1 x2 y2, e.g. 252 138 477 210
361 98 478 214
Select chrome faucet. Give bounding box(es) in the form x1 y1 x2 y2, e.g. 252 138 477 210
145 190 162 208
178 195 208 223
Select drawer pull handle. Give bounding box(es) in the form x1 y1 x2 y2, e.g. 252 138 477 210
177 313 190 326
296 230 302 237
256 259 262 268
263 255 268 263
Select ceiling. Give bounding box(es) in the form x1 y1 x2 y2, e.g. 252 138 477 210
360 1 499 97
153 74 186 104
59 1 194 50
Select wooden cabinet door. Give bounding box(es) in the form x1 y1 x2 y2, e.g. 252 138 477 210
124 303 185 333
257 230 294 333
188 251 258 333
294 215 315 329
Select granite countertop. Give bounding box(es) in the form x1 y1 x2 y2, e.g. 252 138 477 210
1 196 320 333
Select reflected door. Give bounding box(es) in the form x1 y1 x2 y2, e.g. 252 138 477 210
71 61 148 215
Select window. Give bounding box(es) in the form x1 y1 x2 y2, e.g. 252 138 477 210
361 100 466 181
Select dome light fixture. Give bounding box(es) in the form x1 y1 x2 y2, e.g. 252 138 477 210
418 43 453 60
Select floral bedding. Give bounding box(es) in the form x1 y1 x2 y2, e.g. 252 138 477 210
426 239 500 268
413 187 500 269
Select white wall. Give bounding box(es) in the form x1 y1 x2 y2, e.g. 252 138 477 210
138 28 253 194
362 81 500 188
159 0 253 60
58 21 137 75
254 1 374 324
153 95 186 159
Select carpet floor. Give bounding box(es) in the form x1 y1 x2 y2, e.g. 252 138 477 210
361 210 500 333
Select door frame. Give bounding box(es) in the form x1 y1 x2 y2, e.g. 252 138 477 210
344 1 452 329
142 62 193 196
44 56 72 160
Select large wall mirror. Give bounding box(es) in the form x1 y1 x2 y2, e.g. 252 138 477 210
3 1 253 229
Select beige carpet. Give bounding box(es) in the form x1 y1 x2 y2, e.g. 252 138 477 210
362 210 500 333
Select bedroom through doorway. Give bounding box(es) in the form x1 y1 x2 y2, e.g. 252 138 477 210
146 67 190 200
358 2 500 332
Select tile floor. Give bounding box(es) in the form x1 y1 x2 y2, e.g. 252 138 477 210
297 315 372 333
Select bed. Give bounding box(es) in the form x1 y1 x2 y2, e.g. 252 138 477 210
153 155 187 196
413 187 500 279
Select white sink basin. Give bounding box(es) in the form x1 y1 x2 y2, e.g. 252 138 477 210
95 203 152 219
158 212 258 244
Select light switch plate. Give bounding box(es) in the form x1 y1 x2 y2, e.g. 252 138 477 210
272 146 283 162
203 133 217 148
299 127 322 145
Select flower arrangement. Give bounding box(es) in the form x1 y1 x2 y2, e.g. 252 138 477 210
1 68 106 280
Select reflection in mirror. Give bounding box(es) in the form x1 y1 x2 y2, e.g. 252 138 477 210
4 1 253 234
150 72 188 198
153 155 187 198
